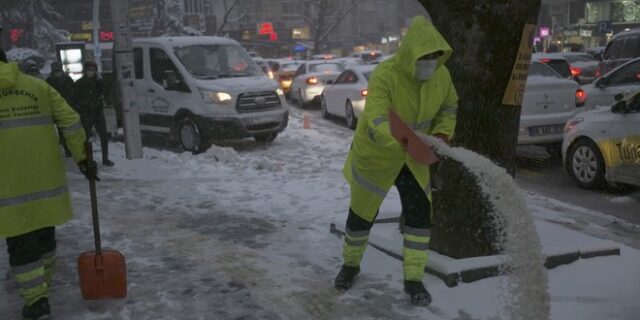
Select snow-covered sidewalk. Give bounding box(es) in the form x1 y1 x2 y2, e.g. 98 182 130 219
2 110 639 319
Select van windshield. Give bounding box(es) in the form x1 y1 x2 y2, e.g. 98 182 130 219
174 44 260 79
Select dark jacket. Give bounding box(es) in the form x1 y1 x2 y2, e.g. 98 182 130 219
46 74 74 103
71 76 105 115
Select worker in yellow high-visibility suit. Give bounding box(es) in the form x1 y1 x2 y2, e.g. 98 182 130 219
0 48 98 319
334 16 459 306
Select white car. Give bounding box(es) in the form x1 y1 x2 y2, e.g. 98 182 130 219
290 61 345 107
518 62 586 145
562 91 640 189
320 65 376 129
350 50 385 64
582 57 640 111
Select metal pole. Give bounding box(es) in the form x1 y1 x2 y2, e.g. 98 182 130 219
92 0 102 73
110 0 143 159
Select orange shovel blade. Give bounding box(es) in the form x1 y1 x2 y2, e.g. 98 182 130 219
78 250 127 300
389 109 439 165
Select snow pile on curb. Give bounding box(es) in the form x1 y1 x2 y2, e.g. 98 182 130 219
423 135 550 320
196 145 282 172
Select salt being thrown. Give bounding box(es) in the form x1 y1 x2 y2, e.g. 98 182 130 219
420 134 550 320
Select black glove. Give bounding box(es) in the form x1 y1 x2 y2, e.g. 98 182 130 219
77 159 100 181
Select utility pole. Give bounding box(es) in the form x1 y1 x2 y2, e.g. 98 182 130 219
92 0 102 73
110 0 143 159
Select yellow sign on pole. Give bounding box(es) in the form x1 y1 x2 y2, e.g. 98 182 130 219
502 23 536 106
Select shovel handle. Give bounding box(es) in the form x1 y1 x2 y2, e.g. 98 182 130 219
86 142 102 256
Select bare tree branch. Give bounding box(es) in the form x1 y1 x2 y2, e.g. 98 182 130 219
216 0 245 36
318 0 362 42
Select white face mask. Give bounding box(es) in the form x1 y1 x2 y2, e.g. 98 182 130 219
415 59 438 81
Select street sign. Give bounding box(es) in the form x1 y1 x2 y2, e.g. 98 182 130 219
598 21 612 34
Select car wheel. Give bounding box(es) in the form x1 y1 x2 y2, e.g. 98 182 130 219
321 96 330 119
254 132 278 143
567 139 606 189
345 101 357 130
177 117 209 154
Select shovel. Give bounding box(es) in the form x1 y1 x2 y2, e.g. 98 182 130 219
388 109 439 165
77 142 127 300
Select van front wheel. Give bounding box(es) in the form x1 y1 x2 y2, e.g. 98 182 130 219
178 117 209 154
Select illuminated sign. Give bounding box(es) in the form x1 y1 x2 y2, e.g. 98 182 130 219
258 23 274 35
539 27 550 38
70 32 92 42
100 31 114 41
10 28 24 44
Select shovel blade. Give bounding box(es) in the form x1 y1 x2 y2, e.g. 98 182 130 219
78 250 127 300
389 110 439 165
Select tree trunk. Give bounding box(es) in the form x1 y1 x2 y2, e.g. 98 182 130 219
416 1 541 258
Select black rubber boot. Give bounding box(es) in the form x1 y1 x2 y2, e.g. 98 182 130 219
404 280 432 306
22 298 51 320
102 158 114 166
334 265 360 291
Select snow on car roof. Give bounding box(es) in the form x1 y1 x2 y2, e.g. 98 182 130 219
134 36 239 47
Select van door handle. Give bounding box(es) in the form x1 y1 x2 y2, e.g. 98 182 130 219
148 89 155 93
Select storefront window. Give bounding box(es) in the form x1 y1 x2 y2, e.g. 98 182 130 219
611 1 640 23
586 2 600 23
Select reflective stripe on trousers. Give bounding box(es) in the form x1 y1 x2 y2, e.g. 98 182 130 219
12 261 48 306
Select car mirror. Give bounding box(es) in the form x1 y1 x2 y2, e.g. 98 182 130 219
164 70 182 91
614 93 625 101
612 100 628 113
596 77 608 88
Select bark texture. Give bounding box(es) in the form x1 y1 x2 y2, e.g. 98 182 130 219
417 1 541 258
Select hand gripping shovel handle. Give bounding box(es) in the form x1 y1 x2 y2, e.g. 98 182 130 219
86 142 102 256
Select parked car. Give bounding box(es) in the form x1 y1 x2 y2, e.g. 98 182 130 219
518 62 586 146
558 52 600 84
350 50 385 64
582 57 640 111
562 91 640 189
532 53 577 82
320 65 376 129
290 61 345 107
598 28 640 77
131 36 288 152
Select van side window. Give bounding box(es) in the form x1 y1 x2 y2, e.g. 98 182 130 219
133 48 144 79
150 48 180 87
607 38 625 60
622 36 640 59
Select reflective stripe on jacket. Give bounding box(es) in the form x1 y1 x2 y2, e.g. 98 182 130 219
343 16 459 222
0 61 86 238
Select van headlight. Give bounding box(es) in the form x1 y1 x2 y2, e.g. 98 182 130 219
276 88 284 96
199 89 233 105
564 117 584 133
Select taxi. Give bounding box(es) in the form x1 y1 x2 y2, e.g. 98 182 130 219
562 91 640 189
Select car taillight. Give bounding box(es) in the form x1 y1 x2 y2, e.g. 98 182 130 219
268 71 274 79
361 89 368 97
570 66 582 77
306 77 318 85
540 58 551 63
575 89 586 107
595 67 601 78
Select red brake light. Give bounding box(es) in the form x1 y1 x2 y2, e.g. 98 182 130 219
540 58 551 63
575 89 587 107
595 68 601 78
306 77 318 85
361 89 368 97
570 66 582 77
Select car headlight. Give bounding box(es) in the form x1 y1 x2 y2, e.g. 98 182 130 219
564 117 584 133
276 88 284 96
199 89 233 105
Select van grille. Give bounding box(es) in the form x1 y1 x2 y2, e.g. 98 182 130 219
236 91 281 114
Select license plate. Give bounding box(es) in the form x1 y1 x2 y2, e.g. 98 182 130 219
249 115 280 125
528 125 564 136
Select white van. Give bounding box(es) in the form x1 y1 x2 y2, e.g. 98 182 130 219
131 36 288 152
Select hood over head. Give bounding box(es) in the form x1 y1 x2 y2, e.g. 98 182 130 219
395 16 453 78
0 61 19 90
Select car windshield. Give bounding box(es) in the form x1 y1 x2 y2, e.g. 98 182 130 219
528 62 560 78
174 44 260 79
309 63 344 73
563 54 598 63
542 59 571 78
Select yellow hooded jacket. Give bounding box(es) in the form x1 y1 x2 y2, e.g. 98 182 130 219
344 16 459 222
0 61 86 238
